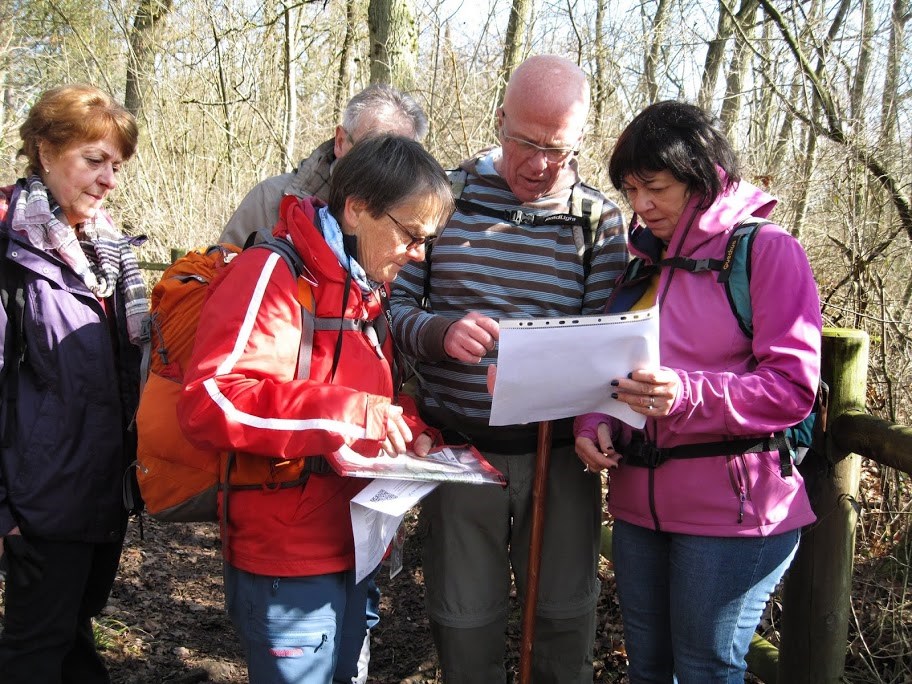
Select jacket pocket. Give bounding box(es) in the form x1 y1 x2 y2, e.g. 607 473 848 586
10 389 61 496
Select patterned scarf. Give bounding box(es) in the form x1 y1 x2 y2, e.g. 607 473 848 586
11 175 149 345
317 205 380 293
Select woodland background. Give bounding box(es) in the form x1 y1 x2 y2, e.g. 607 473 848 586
1 0 910 681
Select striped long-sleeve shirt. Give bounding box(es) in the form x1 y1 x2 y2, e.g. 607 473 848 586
389 150 628 451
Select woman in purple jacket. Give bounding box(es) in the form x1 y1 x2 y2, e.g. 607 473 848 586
575 101 820 682
0 84 144 683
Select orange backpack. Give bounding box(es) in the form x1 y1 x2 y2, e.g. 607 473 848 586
135 238 315 522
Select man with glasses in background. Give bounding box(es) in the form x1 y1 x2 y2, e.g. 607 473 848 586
220 83 428 246
389 55 628 682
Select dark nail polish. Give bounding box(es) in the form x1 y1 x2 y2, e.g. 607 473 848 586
610 380 619 387
627 372 633 379
611 392 618 399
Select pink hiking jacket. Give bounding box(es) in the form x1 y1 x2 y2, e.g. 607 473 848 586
575 178 819 536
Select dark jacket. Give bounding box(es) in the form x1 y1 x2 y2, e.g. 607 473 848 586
0 181 141 542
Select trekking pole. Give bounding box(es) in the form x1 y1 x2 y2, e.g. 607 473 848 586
519 419 553 684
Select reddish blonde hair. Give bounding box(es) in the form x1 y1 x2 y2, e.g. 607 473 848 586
18 84 138 174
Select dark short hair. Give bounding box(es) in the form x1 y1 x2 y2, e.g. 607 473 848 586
608 100 740 208
18 84 138 175
328 135 453 225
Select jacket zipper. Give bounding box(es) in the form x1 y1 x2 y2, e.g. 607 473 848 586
726 455 751 523
648 466 661 531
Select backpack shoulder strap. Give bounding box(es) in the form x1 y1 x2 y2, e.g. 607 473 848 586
247 234 318 380
569 182 604 278
447 168 468 201
717 219 772 339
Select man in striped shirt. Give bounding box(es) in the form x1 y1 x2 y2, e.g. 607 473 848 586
389 55 628 682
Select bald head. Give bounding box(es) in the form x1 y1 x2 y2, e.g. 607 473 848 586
502 55 590 135
495 55 591 201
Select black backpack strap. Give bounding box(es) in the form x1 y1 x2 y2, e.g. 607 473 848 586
658 255 725 273
1 187 27 448
452 197 590 229
623 431 794 476
569 182 604 277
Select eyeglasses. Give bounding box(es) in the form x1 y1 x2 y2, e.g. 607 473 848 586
499 113 580 164
386 213 434 251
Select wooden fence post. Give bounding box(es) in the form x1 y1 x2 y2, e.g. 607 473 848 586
778 328 868 682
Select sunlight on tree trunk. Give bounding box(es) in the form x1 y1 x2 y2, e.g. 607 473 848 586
368 0 418 88
719 0 758 143
495 0 533 107
593 0 608 135
334 0 357 124
282 1 299 169
210 15 236 190
643 0 670 102
125 0 174 118
699 1 736 111
850 0 873 132
880 0 909 148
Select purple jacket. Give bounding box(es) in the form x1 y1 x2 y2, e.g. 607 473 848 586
575 178 819 536
0 182 141 542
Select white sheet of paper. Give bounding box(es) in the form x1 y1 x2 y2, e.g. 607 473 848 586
489 306 660 429
350 479 437 583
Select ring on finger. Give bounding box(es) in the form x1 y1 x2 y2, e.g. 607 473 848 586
648 396 655 409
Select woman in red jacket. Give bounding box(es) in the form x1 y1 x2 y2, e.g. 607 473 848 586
178 135 453 684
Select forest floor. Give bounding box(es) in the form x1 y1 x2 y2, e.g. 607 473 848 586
97 511 630 684
1 469 907 683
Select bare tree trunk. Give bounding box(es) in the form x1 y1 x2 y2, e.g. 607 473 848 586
0 69 6 141
593 0 608 135
850 0 873 132
699 1 736 111
643 0 671 103
719 0 759 141
367 0 418 88
334 0 357 124
125 0 174 118
792 119 818 239
210 16 236 190
0 17 9 140
495 0 533 107
880 0 909 147
282 2 299 169
768 76 799 173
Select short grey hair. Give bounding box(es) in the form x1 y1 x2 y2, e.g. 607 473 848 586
342 84 429 141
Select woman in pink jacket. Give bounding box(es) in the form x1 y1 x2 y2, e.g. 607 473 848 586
574 101 820 682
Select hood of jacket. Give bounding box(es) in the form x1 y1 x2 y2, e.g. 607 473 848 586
630 173 777 263
273 194 385 322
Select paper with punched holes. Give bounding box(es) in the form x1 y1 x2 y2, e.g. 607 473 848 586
489 306 660 429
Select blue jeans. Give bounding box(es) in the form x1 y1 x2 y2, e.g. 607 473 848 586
224 563 380 684
612 519 800 684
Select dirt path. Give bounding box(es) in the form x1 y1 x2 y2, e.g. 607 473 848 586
100 513 628 683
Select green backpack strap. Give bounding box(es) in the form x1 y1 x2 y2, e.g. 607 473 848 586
716 218 772 338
